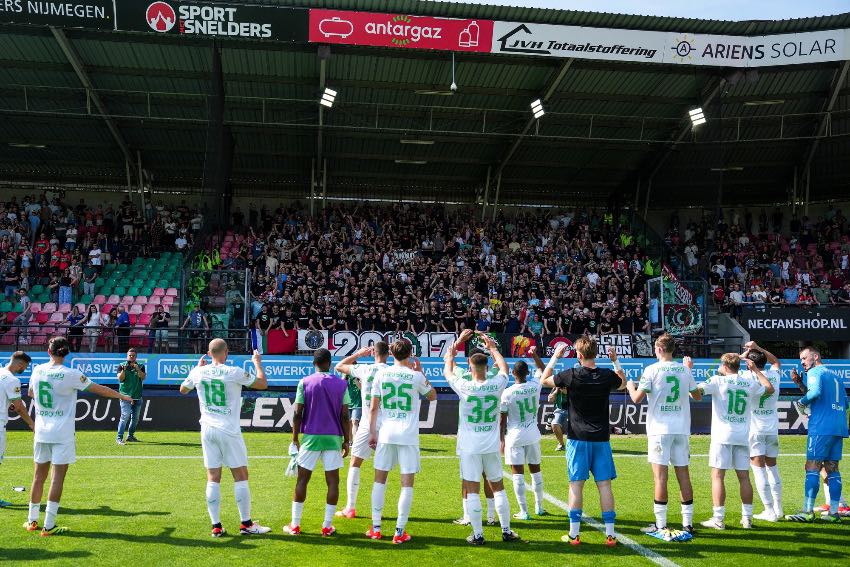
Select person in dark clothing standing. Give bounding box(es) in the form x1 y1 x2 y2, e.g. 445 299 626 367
541 337 625 547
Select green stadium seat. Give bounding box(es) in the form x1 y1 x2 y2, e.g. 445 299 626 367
80 294 93 305
141 287 154 297
128 287 141 297
0 301 11 312
116 264 129 272
13 303 24 312
31 285 44 295
114 286 126 297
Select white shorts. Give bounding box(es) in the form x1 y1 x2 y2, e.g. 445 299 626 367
709 442 749 471
297 447 344 472
374 443 420 474
749 433 780 458
201 426 248 469
504 441 542 466
648 434 691 467
459 452 503 482
0 427 5 464
33 440 76 465
351 423 373 461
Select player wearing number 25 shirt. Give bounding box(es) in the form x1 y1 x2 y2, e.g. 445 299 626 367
180 339 271 537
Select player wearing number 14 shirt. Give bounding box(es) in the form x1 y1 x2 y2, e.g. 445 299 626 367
180 339 271 538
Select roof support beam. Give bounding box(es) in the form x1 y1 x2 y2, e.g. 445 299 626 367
49 27 134 170
491 58 574 181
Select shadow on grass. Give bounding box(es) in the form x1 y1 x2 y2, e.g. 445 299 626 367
61 505 170 517
0 548 92 561
65 526 259 549
132 441 201 448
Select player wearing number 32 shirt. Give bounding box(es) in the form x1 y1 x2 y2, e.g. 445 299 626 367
180 338 271 538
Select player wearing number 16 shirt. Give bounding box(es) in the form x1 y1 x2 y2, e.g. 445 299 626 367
626 333 701 541
444 331 520 546
180 338 271 538
365 340 436 544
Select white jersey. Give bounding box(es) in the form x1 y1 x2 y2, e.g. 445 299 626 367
181 363 256 435
352 362 389 408
699 373 765 446
638 360 698 435
500 379 542 447
30 362 93 443
447 370 509 455
371 365 432 446
0 368 23 427
744 365 781 434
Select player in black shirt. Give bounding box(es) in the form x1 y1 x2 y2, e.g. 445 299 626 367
541 337 625 547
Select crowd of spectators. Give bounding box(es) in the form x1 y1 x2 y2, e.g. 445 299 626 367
0 192 204 350
219 203 654 340
663 206 850 318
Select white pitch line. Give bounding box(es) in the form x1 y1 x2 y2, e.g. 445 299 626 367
503 470 682 567
0 452 820 460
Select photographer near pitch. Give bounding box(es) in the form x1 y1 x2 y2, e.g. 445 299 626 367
116 348 146 445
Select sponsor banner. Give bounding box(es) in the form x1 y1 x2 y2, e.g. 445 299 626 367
491 21 849 67
309 8 493 52
5 392 811 434
0 0 114 29
115 0 308 41
741 308 850 341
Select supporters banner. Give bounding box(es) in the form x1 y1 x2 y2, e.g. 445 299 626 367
309 8 493 52
0 0 115 29
297 329 329 351
741 307 850 341
115 0 308 41
4 392 811 434
491 21 849 67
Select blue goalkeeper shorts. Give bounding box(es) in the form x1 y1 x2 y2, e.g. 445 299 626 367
567 439 617 482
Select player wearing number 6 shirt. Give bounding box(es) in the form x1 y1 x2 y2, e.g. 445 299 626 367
333 342 390 519
500 351 545 520
444 331 520 546
697 353 774 530
626 334 701 541
25 337 133 536
365 340 436 544
179 338 271 538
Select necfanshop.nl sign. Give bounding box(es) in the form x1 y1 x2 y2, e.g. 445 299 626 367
741 307 850 341
115 0 307 41
0 0 114 29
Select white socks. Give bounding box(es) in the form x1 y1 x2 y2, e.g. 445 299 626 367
291 501 304 527
371 482 387 530
397 487 413 531
681 501 694 528
486 497 495 522
233 480 251 523
461 496 469 521
512 474 528 514
751 466 773 511
493 490 511 530
742 503 753 518
345 466 361 511
467 494 483 537
766 465 783 514
323 504 336 529
531 471 544 512
206 482 221 525
653 502 668 528
44 501 59 530
713 505 726 521
28 502 40 523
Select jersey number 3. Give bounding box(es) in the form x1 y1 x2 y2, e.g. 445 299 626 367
468 395 499 424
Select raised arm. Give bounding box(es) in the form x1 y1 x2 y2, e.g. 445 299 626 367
527 345 545 372
250 350 268 390
743 358 775 396
541 343 568 388
335 346 372 377
744 340 780 369
478 331 508 376
607 346 627 391
88 382 134 403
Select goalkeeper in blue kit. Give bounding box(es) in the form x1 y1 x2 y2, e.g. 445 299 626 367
786 347 848 523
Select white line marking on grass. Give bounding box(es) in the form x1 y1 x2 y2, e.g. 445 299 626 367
1 453 814 460
503 470 682 567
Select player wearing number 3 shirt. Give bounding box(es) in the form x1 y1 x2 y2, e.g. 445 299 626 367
180 339 271 538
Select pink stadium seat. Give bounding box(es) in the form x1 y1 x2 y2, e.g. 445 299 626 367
152 288 165 297
102 304 114 314
134 295 147 305
166 288 178 297
161 297 174 308
94 294 106 304
142 304 156 314
30 333 47 346
57 304 71 314
138 313 153 326
36 312 49 324
107 294 120 305
0 332 14 345
121 295 134 305
49 312 65 323
29 302 42 314
75 303 86 313
42 303 57 313
5 312 17 323
129 304 143 315
129 328 148 347
129 314 138 326
148 296 161 306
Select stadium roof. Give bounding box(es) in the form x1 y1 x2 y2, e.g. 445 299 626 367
1 0 849 208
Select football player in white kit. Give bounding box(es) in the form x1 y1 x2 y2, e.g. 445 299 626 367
500 355 545 520
180 339 271 537
1 351 35 508
444 331 520 545
365 339 436 544
742 341 783 521
334 341 390 519
25 337 133 536
626 333 701 541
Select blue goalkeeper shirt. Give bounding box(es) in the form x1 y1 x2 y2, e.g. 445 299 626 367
801 365 849 437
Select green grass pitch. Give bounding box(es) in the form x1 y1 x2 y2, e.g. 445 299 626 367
1 432 847 566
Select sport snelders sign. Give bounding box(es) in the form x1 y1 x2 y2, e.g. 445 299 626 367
742 308 850 340
0 0 114 29
115 0 307 41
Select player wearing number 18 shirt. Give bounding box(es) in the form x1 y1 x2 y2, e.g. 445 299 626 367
626 333 701 540
366 340 436 544
180 338 271 537
444 331 520 545
697 353 774 530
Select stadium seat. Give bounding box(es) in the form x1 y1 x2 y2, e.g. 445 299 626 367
152 287 165 297
142 304 156 315
129 328 148 347
42 303 57 313
49 312 65 323
93 294 106 305
147 296 161 306
138 313 153 326
114 287 126 297
0 301 11 313
134 296 148 305
75 303 87 313
129 313 138 325
30 332 47 346
121 295 134 305
107 294 120 305
80 294 93 305
36 312 49 324
129 304 143 315
102 304 114 314
30 284 44 296
29 302 42 314
57 304 71 314
0 332 15 346
166 287 178 297
161 296 175 308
